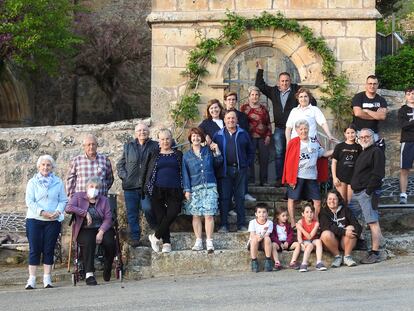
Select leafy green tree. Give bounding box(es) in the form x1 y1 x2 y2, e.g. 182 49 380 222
0 0 82 74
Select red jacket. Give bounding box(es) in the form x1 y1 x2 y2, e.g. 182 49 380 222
270 222 295 246
282 137 329 186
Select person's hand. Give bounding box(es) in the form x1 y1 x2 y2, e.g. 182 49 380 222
289 184 295 189
96 230 104 244
51 211 60 220
256 60 263 70
86 212 92 226
264 136 271 145
185 192 191 201
333 177 341 187
345 228 358 238
210 142 219 153
41 211 52 219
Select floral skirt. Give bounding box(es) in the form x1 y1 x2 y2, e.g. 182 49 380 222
183 183 218 216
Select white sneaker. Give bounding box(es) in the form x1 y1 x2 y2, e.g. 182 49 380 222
400 193 408 204
245 193 256 201
25 276 36 290
148 234 160 253
43 274 53 288
344 255 357 267
161 243 172 253
206 239 214 253
192 239 203 251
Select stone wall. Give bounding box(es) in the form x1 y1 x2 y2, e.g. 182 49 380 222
0 119 154 212
148 0 380 126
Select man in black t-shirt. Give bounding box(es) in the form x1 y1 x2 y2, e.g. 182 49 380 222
352 75 387 143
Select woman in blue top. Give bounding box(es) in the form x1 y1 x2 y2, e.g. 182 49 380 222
25 155 68 290
182 127 223 253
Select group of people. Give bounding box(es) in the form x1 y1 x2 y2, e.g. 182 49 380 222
23 60 414 286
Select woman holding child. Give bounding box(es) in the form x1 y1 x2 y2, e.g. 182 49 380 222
182 127 222 253
319 190 362 268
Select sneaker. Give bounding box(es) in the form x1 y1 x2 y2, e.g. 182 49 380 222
273 262 282 271
43 274 53 288
192 239 203 251
148 234 160 253
400 193 408 204
264 259 273 272
85 276 98 286
245 193 256 201
237 226 248 232
228 210 237 216
25 277 36 290
217 226 229 233
331 255 342 268
315 262 327 271
360 252 380 264
251 260 259 273
299 264 308 272
206 239 214 254
161 243 172 253
344 255 357 267
289 261 300 270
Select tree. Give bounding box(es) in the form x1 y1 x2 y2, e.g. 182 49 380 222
0 0 82 74
376 0 402 17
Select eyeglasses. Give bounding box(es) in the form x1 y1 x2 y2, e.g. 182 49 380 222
359 135 372 140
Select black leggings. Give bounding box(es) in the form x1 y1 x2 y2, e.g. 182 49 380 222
151 186 182 244
77 228 115 273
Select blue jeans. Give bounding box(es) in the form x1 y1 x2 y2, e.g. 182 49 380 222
26 219 61 265
218 167 247 229
124 189 156 240
273 128 286 181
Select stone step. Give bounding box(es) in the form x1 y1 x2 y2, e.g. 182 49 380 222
126 248 390 279
170 232 249 251
384 231 414 254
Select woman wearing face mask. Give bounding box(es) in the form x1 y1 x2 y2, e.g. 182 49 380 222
65 176 115 286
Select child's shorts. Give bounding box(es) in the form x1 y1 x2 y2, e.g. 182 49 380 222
247 239 264 251
401 142 414 169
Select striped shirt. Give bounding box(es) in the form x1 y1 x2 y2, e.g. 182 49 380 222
66 153 114 197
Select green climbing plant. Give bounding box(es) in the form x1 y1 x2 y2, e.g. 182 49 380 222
172 11 352 135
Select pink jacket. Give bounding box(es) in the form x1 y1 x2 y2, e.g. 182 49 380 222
65 192 112 241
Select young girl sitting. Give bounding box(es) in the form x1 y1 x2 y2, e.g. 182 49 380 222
296 204 327 272
270 206 301 270
331 124 362 204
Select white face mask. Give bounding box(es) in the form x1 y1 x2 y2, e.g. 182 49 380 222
87 188 99 199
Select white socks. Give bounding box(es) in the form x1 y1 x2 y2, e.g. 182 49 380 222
86 272 94 278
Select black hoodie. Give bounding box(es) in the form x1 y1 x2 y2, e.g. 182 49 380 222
319 205 362 237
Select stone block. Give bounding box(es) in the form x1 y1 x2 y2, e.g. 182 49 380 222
209 0 234 10
337 38 363 60
341 60 375 84
167 47 175 67
152 46 167 67
236 0 272 10
328 0 362 8
300 21 322 37
178 0 209 11
152 27 199 47
322 21 346 37
174 48 190 68
291 45 320 67
275 33 302 56
362 38 376 61
346 20 376 37
152 0 177 11
363 0 375 8
290 0 328 9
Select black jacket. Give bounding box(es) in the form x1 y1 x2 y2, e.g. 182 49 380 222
398 104 414 142
350 144 385 195
116 139 159 190
255 69 317 128
319 205 362 238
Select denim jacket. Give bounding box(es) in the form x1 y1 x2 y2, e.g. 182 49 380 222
213 126 255 178
182 146 223 193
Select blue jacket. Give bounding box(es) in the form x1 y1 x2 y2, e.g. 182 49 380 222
213 126 255 178
25 173 68 222
182 146 223 192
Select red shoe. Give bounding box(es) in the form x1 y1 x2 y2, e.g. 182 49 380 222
273 262 282 271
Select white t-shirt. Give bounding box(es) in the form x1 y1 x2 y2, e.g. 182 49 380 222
212 119 224 129
276 224 288 242
297 140 325 180
248 219 273 236
286 105 327 139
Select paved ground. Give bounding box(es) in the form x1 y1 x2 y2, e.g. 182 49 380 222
1 255 413 311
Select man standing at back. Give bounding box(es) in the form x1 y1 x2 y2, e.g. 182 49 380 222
352 75 388 147
255 60 316 187
116 122 158 247
66 134 114 198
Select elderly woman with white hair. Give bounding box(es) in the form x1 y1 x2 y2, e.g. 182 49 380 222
25 155 68 289
65 176 115 286
240 86 272 186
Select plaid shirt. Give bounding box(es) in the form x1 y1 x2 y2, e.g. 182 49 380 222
66 153 114 197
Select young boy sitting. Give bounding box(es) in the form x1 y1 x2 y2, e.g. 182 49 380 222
247 203 273 272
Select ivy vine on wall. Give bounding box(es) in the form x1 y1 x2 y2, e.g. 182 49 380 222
171 11 352 136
